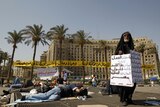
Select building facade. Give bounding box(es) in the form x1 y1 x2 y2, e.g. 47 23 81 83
41 37 160 80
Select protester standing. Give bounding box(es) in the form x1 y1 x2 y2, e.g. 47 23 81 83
63 71 68 84
115 31 136 106
91 75 97 87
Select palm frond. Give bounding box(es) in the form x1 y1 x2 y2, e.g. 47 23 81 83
49 24 68 41
24 40 32 46
73 30 92 45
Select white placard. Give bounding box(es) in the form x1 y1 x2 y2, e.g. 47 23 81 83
110 50 143 87
37 68 58 80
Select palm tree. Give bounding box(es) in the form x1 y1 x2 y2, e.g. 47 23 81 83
5 30 25 81
97 40 112 80
65 34 74 44
72 30 92 84
23 24 49 79
47 24 68 77
1 52 9 71
2 52 9 68
0 51 10 77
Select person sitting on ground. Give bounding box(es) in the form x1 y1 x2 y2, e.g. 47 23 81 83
20 83 88 101
50 78 57 88
57 75 64 85
39 80 51 93
100 79 119 95
3 76 22 94
33 79 41 87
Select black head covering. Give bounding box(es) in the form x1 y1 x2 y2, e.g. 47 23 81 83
115 32 134 55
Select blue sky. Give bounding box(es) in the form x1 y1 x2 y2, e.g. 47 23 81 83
0 0 160 61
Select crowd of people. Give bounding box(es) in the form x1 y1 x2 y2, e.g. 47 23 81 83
1 73 88 103
0 31 141 106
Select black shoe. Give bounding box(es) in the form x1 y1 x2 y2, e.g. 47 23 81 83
127 99 134 104
3 90 9 95
21 96 26 101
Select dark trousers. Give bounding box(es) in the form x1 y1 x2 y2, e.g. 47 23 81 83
119 83 136 102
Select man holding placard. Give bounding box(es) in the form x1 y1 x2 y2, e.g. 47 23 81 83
111 32 142 106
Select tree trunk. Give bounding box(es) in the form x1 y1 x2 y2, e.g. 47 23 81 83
59 40 62 78
104 47 108 80
81 45 85 84
31 43 37 80
7 46 16 83
3 59 6 70
142 52 146 80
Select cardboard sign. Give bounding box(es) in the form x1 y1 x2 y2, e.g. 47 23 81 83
37 68 59 80
110 51 143 87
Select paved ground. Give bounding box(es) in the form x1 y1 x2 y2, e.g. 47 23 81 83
0 85 160 107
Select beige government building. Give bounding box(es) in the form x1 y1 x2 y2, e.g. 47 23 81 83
40 37 160 80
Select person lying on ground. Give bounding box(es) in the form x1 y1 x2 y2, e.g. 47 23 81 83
20 83 88 101
2 79 34 95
